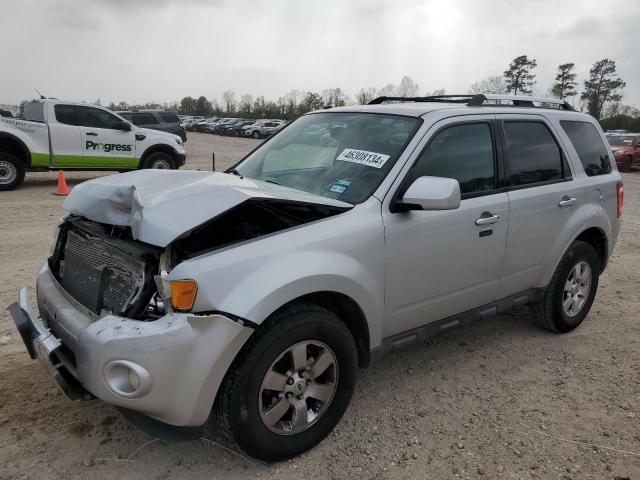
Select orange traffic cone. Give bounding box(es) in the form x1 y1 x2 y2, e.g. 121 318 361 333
55 170 69 196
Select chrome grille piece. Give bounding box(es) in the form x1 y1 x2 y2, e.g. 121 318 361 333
60 229 147 315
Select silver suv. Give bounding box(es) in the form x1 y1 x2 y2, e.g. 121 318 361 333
10 94 622 461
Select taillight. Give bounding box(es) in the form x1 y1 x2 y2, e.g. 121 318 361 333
616 182 624 218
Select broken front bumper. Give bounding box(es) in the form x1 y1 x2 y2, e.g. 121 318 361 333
9 263 253 427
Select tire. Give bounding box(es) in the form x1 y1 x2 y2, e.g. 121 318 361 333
141 152 175 170
252 130 261 139
530 241 600 333
211 302 358 462
0 152 26 191
620 156 632 173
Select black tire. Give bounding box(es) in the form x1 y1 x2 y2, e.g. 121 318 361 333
0 151 26 191
530 241 600 333
210 302 358 462
141 152 175 170
252 130 261 139
620 156 632 173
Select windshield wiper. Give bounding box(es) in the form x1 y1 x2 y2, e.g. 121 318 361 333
263 178 282 186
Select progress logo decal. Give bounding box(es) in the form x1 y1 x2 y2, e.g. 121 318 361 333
85 140 132 153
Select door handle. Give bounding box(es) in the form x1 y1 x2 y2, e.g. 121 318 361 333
475 213 500 226
86 132 98 136
558 196 576 207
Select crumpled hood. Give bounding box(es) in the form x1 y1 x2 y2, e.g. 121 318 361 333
62 170 352 247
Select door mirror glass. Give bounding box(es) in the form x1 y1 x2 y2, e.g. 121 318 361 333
399 176 461 211
114 120 132 131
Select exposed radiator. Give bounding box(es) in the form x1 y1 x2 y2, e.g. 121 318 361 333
60 229 148 315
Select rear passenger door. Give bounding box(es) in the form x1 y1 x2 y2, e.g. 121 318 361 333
495 115 581 299
49 104 84 167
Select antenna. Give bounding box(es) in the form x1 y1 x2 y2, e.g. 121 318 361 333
34 88 46 99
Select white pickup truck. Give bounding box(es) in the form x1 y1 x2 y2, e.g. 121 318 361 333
0 99 186 190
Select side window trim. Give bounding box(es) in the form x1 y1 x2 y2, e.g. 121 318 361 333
497 118 572 191
392 118 504 207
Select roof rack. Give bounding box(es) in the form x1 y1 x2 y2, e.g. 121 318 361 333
368 93 575 111
368 95 475 105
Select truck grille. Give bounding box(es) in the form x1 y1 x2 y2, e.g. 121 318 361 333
59 229 150 316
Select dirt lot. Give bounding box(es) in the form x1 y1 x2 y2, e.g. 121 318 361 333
1 133 639 479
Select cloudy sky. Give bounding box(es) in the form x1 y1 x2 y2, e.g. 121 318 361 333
1 0 639 107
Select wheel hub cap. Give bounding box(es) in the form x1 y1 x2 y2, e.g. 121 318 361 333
562 260 592 317
0 161 16 184
258 340 338 435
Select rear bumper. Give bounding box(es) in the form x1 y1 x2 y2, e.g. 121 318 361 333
10 263 253 427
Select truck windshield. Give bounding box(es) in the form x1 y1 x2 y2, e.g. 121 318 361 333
234 112 420 204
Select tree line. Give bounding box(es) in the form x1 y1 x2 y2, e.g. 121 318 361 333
106 56 633 126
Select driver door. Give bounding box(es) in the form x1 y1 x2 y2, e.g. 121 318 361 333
382 116 509 338
76 106 136 168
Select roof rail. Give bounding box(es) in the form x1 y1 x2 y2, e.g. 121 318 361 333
368 95 475 105
468 94 575 111
368 93 575 111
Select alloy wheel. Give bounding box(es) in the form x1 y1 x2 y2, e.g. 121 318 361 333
562 260 592 317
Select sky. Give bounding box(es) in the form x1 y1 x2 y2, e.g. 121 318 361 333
1 0 639 107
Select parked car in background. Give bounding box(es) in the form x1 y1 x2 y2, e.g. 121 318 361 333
242 119 286 139
118 110 187 142
222 119 256 136
210 118 242 134
607 133 640 172
191 118 220 133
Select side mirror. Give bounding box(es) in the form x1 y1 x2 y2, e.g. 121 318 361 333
114 121 132 131
397 176 461 211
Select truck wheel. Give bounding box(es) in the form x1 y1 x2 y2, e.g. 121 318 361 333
211 303 358 461
530 240 600 333
252 131 261 139
0 152 25 191
142 152 175 170
620 156 632 172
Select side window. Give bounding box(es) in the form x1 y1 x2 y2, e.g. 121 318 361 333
410 123 495 196
54 104 79 126
131 113 157 125
560 121 612 176
159 112 179 123
78 107 124 129
503 122 563 186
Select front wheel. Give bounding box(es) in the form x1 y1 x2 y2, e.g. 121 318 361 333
0 152 26 191
141 152 175 170
252 130 261 139
211 303 358 461
530 240 600 333
620 156 632 172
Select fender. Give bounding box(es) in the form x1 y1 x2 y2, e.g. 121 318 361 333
0 127 39 167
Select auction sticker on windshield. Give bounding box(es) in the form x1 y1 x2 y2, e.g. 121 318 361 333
336 148 390 169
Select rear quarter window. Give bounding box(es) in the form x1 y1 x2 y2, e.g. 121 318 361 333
159 112 180 123
560 121 612 176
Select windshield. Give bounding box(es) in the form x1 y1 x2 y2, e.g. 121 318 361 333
608 135 635 146
234 112 420 204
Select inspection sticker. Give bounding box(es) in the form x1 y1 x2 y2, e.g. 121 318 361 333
336 148 390 169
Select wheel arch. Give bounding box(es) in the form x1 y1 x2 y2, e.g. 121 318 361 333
138 144 179 168
0 132 31 167
574 226 608 273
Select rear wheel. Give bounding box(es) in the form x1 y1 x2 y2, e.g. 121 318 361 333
210 303 358 461
620 156 632 172
142 152 175 170
530 241 600 333
0 152 25 191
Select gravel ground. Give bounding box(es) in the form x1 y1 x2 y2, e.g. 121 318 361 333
1 133 639 479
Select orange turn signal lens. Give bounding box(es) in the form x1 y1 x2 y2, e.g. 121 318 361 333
169 279 198 311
